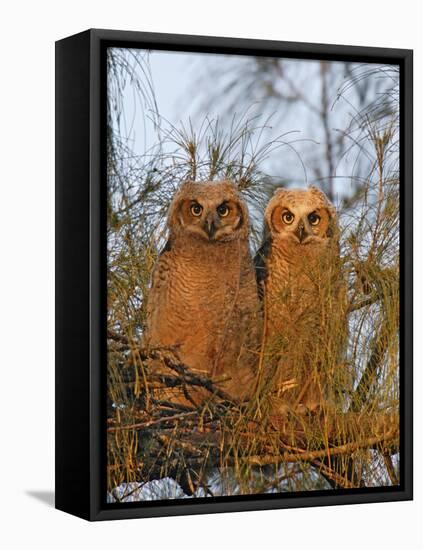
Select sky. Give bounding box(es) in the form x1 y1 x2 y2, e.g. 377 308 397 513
108 47 399 207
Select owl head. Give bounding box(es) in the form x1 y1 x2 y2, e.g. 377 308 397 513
264 186 337 245
167 180 250 242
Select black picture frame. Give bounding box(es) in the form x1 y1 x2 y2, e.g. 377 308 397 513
55 28 413 521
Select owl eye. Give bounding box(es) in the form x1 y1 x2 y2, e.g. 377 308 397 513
308 212 321 226
282 211 295 225
190 203 203 217
217 203 230 217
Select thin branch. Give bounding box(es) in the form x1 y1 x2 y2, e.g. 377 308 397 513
349 323 389 413
140 349 235 403
347 293 381 313
382 453 399 486
244 432 398 466
311 459 355 489
107 410 198 432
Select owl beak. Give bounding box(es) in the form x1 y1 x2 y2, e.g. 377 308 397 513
295 221 310 243
204 216 217 239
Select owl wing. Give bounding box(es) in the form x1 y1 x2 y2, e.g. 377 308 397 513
145 240 172 334
150 239 173 291
253 237 271 301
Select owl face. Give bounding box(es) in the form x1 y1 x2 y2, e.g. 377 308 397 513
168 180 249 242
264 186 336 245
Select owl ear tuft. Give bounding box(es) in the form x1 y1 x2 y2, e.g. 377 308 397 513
273 186 287 197
309 185 321 193
308 185 330 202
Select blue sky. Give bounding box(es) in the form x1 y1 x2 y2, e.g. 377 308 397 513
109 47 399 206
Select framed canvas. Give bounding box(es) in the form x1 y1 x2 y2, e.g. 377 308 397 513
55 29 413 521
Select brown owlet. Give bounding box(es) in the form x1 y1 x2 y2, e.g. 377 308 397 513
145 180 259 406
255 186 347 413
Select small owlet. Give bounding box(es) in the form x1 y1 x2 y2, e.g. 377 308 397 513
145 180 259 405
255 186 347 413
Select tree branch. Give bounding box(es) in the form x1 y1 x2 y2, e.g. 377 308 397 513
244 431 398 466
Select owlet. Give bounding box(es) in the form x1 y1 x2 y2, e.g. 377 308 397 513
255 186 347 413
145 180 259 406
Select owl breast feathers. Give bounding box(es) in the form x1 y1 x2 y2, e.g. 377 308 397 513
144 180 260 405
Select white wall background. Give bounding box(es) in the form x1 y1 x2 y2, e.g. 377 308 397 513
0 1 419 548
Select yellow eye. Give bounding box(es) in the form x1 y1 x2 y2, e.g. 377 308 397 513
190 203 203 217
282 211 294 225
308 212 320 226
217 203 229 217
